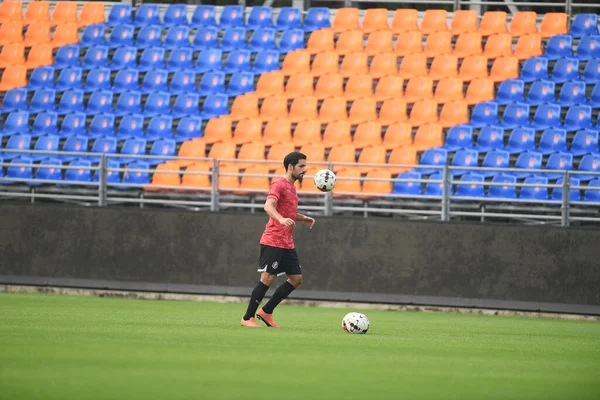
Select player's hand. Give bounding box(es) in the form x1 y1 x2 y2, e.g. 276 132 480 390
303 217 315 230
278 217 296 228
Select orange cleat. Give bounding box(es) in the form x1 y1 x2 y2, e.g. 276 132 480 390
256 309 279 328
240 317 261 327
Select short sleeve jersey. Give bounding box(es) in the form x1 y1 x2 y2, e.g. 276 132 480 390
260 178 298 250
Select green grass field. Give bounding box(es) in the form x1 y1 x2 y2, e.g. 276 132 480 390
1 292 599 400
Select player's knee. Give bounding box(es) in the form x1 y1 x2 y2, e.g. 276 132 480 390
289 275 303 288
260 273 276 287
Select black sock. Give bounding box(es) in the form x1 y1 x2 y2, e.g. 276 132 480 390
261 282 296 314
243 281 270 320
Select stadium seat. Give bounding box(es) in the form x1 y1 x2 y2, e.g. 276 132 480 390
483 33 513 59
453 32 483 58
323 121 352 147
172 93 200 119
506 127 536 154
51 2 77 26
392 171 423 195
489 56 520 82
361 169 393 197
174 140 207 168
506 151 543 178
163 4 188 26
570 14 599 38
303 7 331 32
252 49 281 74
458 55 489 82
378 99 408 126
164 26 191 50
195 49 223 73
398 54 428 80
34 157 63 184
344 74 373 101
289 96 318 123
369 52 398 78
540 13 568 38
192 26 219 50
3 157 34 184
276 7 302 30
258 95 287 121
544 152 573 180
374 76 405 102
454 173 486 197
353 122 383 149
232 118 262 145
556 80 587 107
23 22 51 47
391 9 418 34
514 34 543 60
584 179 600 202
409 101 439 126
423 32 453 58
83 68 111 93
552 177 581 201
112 69 140 93
148 162 180 191
519 176 549 200
576 35 600 61
417 148 448 175
530 104 562 131
247 6 274 30
467 102 499 128
191 5 216 27
439 101 469 128
170 70 198 95
114 91 142 117
441 125 473 152
78 2 105 27
236 142 266 169
28 88 56 113
520 57 549 83
421 10 449 34
133 4 160 27
263 119 293 146
0 2 22 24
0 89 28 114
479 11 507 36
166 48 195 72
174 117 203 143
59 113 87 140
281 50 311 75
450 149 479 176
552 58 580 83
117 115 144 140
143 92 171 118
464 78 495 105
450 10 478 36
498 102 531 129
147 139 176 166
544 35 573 60
387 147 417 174
107 24 135 49
362 8 389 33
428 55 459 80
89 137 117 162
395 32 423 57
332 8 359 33
475 126 505 152
203 117 232 144
54 45 80 69
106 4 132 26
479 149 510 178
109 46 137 71
327 144 357 173
88 114 115 139
318 97 348 123
365 30 393 56
413 124 444 151
0 21 23 47
278 29 305 53
85 90 113 115
570 130 599 156
526 80 556 105
510 12 537 37
119 138 148 164
577 155 600 182
488 175 517 199
492 79 525 105
348 98 378 125
223 49 252 73
220 5 244 29
82 46 109 70
563 105 593 131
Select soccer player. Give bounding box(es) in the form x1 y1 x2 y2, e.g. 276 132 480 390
241 152 315 328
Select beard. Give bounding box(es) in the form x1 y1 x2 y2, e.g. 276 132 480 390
295 173 304 183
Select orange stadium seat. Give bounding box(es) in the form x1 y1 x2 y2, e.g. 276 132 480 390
323 121 352 147
514 34 543 60
479 11 508 36
344 74 374 101
0 65 28 91
540 13 568 38
413 123 444 151
509 11 538 37
348 98 378 125
0 22 24 46
180 164 211 191
335 30 364 55
203 117 233 144
285 73 315 99
362 169 393 197
387 146 417 174
369 52 399 78
421 10 449 34
314 73 345 99
240 165 271 193
483 33 513 59
357 144 387 173
24 1 50 25
423 32 453 58
409 100 439 126
236 142 266 169
0 1 23 24
231 94 260 121
51 2 78 25
299 143 326 167
233 118 263 145
293 120 322 146
332 8 360 33
328 144 357 172
394 31 423 56
267 142 295 163
353 122 383 148
404 77 434 103
397 53 428 79
23 22 51 46
362 9 390 33
378 99 408 126
174 140 207 167
434 77 465 103
319 97 348 123
464 78 495 105
311 51 339 76
148 163 181 191
439 100 469 127
365 31 394 55
373 75 404 102
259 95 289 121
52 23 80 48
263 119 292 146
391 9 419 34
306 30 335 54
218 165 241 192
289 96 318 123
0 43 25 68
281 50 311 75
489 56 519 82
24 43 53 69
208 141 237 165
339 52 369 77
428 54 459 80
332 169 362 198
453 32 483 58
450 10 478 36
79 2 106 27
255 72 285 98
383 123 413 150
458 55 489 81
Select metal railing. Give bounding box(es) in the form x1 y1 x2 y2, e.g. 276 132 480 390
1 149 599 227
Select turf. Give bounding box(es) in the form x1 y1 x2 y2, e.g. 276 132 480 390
0 293 599 400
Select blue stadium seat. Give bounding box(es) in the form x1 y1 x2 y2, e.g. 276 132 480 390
198 71 226 96
114 91 143 117
82 46 109 70
60 135 88 162
506 151 543 178
163 4 188 26
85 91 114 115
2 135 31 160
247 7 274 30
303 8 331 32
191 5 217 27
54 45 81 69
551 58 580 83
575 35 600 60
195 49 223 73
454 173 485 198
135 25 163 49
441 125 473 151
117 114 144 140
479 149 510 178
221 27 248 51
556 80 587 106
55 67 83 92
78 25 106 49
30 134 59 161
34 157 63 184
526 80 556 105
466 102 499 128
138 47 166 72
248 27 276 51
133 4 161 27
219 6 245 29
3 157 33 184
57 90 85 115
491 79 525 105
450 149 479 176
199 94 229 119
146 116 174 141
475 126 505 152
538 128 568 155
29 88 56 113
577 154 600 181
543 35 573 60
175 117 203 142
122 161 151 188
164 26 191 49
107 25 135 48
119 138 148 164
552 177 581 201
570 130 599 156
276 8 302 31
227 72 255 96
28 112 58 138
112 69 140 93
166 47 195 71
90 137 117 162
0 89 28 114
278 29 305 52
106 4 132 27
88 114 115 139
519 176 549 200
172 93 200 118
93 159 121 185
488 175 517 199
24 66 55 92
2 111 30 136
498 102 530 129
584 179 600 202
520 57 549 83
252 50 281 73
424 172 444 196
563 105 593 131
58 113 86 139
170 70 198 94
224 49 252 73
109 46 138 71
588 83 600 107
64 159 93 184
140 69 169 94
143 92 171 117
416 148 448 175
392 171 423 195
570 14 599 38
582 59 600 83
148 139 176 165
192 26 219 50
83 68 111 93
530 104 562 131
545 152 573 179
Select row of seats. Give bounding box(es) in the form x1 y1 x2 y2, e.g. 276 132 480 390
0 1 104 27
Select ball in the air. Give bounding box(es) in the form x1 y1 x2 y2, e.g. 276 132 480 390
313 169 336 192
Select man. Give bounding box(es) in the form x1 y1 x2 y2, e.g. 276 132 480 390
241 152 315 328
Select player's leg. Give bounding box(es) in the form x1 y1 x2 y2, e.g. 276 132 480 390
242 245 281 326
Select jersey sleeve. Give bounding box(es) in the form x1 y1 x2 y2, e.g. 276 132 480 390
267 180 283 201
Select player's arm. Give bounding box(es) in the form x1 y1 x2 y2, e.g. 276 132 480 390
296 213 316 229
264 198 295 228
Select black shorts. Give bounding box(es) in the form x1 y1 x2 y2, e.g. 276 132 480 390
257 245 302 277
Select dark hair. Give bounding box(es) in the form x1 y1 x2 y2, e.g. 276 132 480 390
283 152 307 170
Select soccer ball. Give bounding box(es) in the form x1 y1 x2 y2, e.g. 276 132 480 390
342 312 370 334
313 169 336 192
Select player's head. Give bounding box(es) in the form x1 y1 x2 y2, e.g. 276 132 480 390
283 152 307 183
